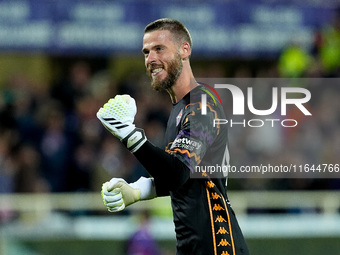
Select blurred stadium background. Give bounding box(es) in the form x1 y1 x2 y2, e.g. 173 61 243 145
0 0 340 254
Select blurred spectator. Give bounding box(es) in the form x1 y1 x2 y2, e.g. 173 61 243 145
0 6 339 199
127 210 161 255
0 59 339 195
278 44 313 78
14 144 49 193
0 104 19 194
50 61 91 113
37 100 74 192
313 7 340 76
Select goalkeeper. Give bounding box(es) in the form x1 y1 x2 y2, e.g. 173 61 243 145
97 18 249 255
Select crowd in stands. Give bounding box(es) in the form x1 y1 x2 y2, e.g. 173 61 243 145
0 12 339 199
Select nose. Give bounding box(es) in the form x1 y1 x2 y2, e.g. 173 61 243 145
145 50 157 66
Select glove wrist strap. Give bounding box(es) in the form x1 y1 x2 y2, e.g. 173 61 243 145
121 128 147 153
131 177 157 201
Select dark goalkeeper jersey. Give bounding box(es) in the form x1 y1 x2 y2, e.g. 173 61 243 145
135 84 249 255
157 84 249 255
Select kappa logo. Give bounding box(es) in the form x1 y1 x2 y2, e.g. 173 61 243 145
211 192 221 199
215 215 227 222
216 227 229 235
202 172 208 177
213 204 225 211
218 239 231 247
206 181 215 188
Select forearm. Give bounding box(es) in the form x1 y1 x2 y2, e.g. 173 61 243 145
134 141 190 195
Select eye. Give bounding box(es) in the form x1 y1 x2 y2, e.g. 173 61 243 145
156 47 163 52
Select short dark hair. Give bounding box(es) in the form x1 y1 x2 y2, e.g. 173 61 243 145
144 18 193 49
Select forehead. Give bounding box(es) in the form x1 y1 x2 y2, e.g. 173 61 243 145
142 30 176 48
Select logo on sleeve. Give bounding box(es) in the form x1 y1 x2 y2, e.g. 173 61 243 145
171 137 202 151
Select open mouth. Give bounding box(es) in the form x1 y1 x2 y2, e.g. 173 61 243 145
151 67 163 77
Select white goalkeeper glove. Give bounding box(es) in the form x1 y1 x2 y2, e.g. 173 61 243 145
101 177 156 212
96 95 147 153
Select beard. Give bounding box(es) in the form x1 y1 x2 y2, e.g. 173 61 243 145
148 53 183 92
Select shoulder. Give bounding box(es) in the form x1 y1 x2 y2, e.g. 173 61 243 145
183 84 224 117
177 85 225 131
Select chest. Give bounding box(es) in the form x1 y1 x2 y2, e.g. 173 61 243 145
163 104 186 149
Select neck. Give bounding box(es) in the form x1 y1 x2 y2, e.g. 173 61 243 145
166 63 196 104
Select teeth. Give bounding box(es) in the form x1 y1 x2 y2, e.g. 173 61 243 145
152 68 163 73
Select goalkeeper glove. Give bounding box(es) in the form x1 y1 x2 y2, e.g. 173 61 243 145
101 177 156 212
96 95 147 153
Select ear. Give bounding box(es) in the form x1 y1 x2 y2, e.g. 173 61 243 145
180 42 191 60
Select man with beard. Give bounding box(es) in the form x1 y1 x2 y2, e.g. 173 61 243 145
97 18 249 255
